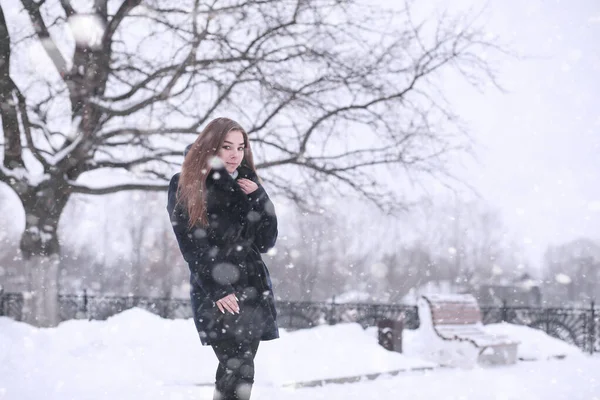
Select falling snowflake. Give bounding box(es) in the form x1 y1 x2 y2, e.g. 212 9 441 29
370 262 388 279
587 201 600 211
555 273 572 285
68 14 105 50
208 156 224 169
212 263 240 285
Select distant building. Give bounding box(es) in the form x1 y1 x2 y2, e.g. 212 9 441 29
475 273 542 307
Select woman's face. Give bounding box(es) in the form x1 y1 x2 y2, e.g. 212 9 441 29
217 130 245 174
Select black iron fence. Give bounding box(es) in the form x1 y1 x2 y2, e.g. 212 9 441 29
0 291 24 321
1 291 598 354
480 304 598 354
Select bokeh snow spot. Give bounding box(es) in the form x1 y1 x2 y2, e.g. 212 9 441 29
209 156 224 169
226 357 242 370
370 262 388 279
236 382 252 398
193 228 207 239
68 14 105 50
247 211 261 222
212 263 240 285
555 273 571 285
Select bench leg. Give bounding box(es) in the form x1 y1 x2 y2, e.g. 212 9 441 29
478 345 519 365
447 342 479 369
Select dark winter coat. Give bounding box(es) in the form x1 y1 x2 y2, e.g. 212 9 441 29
167 164 279 345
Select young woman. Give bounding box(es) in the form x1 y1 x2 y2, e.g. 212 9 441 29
167 117 279 400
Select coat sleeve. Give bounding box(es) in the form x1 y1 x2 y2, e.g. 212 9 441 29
167 175 235 302
246 185 278 253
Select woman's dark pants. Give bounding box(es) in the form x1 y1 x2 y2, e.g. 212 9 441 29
211 338 261 400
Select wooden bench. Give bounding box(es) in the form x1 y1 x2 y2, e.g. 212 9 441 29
416 293 519 368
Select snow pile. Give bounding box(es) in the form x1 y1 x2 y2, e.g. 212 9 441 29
483 322 583 360
0 308 431 399
0 308 596 400
262 323 434 385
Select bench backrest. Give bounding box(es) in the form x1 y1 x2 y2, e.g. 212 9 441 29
421 294 482 325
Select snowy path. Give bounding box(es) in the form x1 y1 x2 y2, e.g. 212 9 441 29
169 357 600 400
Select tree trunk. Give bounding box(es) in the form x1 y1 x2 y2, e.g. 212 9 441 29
19 188 69 327
22 254 60 327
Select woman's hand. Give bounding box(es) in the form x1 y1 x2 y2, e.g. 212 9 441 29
237 178 258 195
216 293 239 314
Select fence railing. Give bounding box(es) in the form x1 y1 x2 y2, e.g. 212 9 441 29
1 291 598 354
0 291 24 321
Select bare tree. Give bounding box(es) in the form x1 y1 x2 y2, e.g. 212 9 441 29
0 0 503 325
375 243 438 302
269 204 382 302
145 222 188 298
126 193 149 295
129 191 187 297
368 196 525 303
270 210 340 301
410 197 520 289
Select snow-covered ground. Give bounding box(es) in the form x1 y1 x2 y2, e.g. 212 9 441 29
1 308 598 400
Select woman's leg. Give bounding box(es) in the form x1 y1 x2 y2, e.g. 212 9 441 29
211 338 260 400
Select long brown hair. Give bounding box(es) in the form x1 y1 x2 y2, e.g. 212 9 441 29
177 117 258 229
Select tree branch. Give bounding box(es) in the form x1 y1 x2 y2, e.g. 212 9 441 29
21 0 69 76
94 19 210 117
0 4 25 170
103 0 142 49
16 87 50 169
8 0 505 219
59 0 76 17
94 0 108 20
69 182 168 195
85 151 181 172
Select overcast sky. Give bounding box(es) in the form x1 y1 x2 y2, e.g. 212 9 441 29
402 0 600 268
